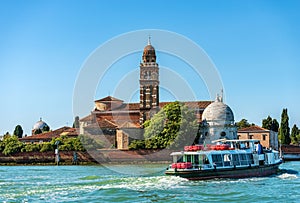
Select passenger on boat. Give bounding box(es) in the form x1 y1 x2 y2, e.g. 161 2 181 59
256 141 263 155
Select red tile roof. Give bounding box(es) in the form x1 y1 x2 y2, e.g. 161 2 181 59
20 127 78 141
84 119 118 129
95 96 123 102
79 114 94 122
238 126 269 132
86 97 213 130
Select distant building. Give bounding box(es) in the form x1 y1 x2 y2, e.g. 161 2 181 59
79 39 212 150
32 118 50 135
238 126 278 150
199 94 238 144
20 126 78 144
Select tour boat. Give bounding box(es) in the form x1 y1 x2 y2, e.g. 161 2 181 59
165 139 282 180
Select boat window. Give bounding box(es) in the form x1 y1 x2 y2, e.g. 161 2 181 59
223 154 231 166
239 154 248 165
212 154 223 167
247 154 254 164
232 154 240 166
199 154 209 165
184 155 192 163
173 156 183 163
194 155 199 165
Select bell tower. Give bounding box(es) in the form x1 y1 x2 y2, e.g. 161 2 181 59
139 37 159 124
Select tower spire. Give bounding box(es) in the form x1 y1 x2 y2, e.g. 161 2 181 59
148 35 151 45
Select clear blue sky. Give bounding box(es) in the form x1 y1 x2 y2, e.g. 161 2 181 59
1 0 300 135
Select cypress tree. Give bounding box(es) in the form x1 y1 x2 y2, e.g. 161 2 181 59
13 125 23 138
73 116 80 128
279 108 291 145
291 124 299 145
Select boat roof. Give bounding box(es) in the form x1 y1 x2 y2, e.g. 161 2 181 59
170 149 251 156
212 139 260 143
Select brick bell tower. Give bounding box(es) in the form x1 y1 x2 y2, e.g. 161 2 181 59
139 37 159 125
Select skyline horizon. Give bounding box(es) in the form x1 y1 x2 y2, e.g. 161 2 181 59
1 1 300 135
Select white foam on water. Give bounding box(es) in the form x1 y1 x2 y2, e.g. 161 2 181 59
213 176 266 184
278 173 298 180
96 175 188 191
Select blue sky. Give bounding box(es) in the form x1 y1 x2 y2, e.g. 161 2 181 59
0 0 300 135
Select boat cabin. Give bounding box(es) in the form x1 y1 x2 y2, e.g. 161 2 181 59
169 139 281 170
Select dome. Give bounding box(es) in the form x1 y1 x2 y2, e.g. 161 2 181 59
142 37 156 63
144 44 155 52
33 118 49 130
202 96 234 125
143 44 156 56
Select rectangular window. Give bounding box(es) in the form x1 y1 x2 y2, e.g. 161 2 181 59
223 154 231 166
262 134 267 141
232 154 240 166
247 154 254 164
199 154 209 165
212 154 223 167
194 155 199 165
177 156 183 163
239 154 248 165
185 155 192 163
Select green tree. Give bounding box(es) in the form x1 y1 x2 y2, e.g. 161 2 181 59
78 134 102 151
73 116 80 128
262 116 279 132
262 116 273 130
236 119 253 130
40 142 54 152
4 132 11 139
13 125 23 138
290 124 299 145
279 108 291 145
271 119 279 132
0 139 5 152
22 143 41 152
128 140 145 150
2 135 25 155
143 102 198 150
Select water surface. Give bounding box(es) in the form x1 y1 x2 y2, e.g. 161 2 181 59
0 162 299 202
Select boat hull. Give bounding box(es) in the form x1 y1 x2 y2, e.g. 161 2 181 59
165 163 281 180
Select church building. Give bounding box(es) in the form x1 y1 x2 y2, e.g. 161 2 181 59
79 39 213 149
198 94 238 144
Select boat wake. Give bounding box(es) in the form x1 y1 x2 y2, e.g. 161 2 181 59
95 175 188 191
278 173 298 180
277 169 298 179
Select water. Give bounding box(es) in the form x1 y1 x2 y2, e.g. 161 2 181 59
0 162 299 203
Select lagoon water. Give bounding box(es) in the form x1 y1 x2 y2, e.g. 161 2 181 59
0 162 299 203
